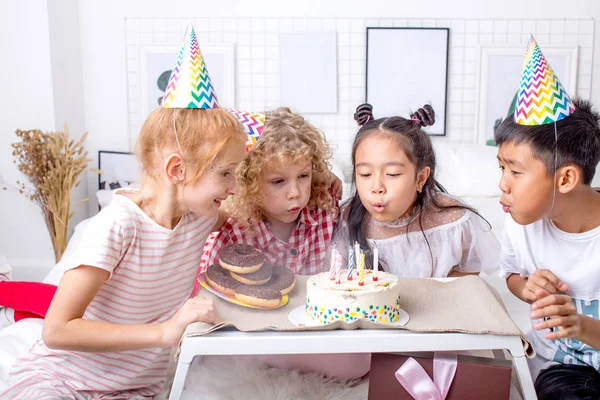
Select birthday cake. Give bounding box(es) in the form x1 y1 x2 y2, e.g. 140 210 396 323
305 269 401 325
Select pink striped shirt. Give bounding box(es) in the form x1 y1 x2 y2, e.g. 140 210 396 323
2 192 216 399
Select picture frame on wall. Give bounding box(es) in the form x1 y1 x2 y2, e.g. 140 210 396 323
476 45 579 145
366 27 449 136
139 43 236 120
279 32 338 113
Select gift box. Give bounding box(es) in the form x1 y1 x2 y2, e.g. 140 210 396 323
368 352 512 400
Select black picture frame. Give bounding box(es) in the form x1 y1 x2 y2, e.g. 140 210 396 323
97 150 138 191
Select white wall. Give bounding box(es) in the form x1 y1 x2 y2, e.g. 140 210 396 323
78 0 600 216
47 0 88 234
0 0 87 277
124 16 593 156
0 1 56 271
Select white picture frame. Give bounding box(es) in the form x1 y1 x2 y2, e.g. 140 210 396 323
279 32 338 113
139 43 236 119
366 28 449 136
476 45 579 145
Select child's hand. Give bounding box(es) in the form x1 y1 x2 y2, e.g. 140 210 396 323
329 172 343 200
530 293 581 340
522 269 568 302
160 297 222 347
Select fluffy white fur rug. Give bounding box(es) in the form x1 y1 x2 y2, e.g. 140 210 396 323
156 351 524 400
158 355 368 400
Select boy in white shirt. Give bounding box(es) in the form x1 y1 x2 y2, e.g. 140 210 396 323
496 36 600 400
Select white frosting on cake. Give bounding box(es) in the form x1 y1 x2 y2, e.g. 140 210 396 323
305 269 401 324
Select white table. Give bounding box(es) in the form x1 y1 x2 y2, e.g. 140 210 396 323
168 328 536 400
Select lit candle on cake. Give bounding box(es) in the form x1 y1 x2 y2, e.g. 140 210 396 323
335 251 342 284
358 252 365 286
329 248 337 280
347 247 354 280
373 247 379 282
354 242 360 278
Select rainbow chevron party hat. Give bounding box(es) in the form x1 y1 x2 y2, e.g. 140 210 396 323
226 109 265 152
514 35 575 125
161 24 219 109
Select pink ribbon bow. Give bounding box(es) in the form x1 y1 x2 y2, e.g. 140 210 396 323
394 353 458 400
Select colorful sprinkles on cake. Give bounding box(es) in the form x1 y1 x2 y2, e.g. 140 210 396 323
305 269 401 325
305 299 401 325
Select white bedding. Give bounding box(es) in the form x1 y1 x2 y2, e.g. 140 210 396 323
0 319 44 391
0 218 90 390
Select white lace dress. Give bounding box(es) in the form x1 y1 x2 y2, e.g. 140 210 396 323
331 194 500 277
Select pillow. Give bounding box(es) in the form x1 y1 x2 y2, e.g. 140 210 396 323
461 196 506 241
44 218 91 285
434 143 502 198
331 154 353 184
96 189 117 209
96 186 139 209
0 255 11 281
331 153 354 201
593 164 600 187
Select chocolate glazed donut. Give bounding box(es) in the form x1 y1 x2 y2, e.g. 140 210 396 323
234 285 282 308
264 266 296 295
231 261 274 285
206 264 240 296
219 244 264 274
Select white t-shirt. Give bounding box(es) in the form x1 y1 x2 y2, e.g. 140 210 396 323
332 199 499 278
499 214 600 372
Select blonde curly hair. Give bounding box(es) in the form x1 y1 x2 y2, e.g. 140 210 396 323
231 107 337 227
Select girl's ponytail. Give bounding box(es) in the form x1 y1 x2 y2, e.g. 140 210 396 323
354 103 374 127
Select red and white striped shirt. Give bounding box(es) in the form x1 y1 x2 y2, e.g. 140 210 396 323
199 206 336 277
2 192 216 399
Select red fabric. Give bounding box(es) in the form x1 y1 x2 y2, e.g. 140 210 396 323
0 281 56 321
